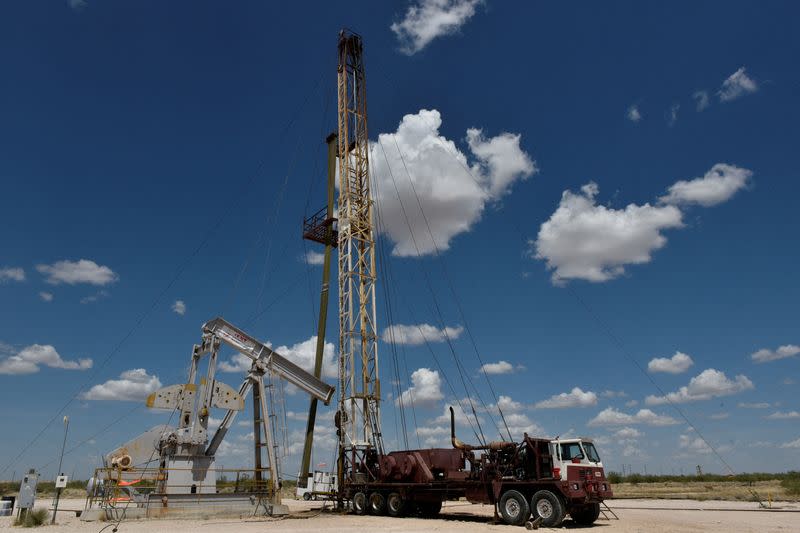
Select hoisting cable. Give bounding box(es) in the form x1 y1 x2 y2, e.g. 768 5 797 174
371 154 482 446
375 139 492 445
388 134 514 442
368 61 514 440
371 164 414 449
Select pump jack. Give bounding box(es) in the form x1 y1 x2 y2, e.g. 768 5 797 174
86 317 334 520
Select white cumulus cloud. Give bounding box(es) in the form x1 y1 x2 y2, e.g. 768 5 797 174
534 387 597 409
718 67 758 102
479 360 514 375
371 109 535 257
172 300 186 316
693 90 710 111
659 164 751 207
627 104 642 122
391 0 482 55
382 323 463 345
667 103 680 126
37 259 118 286
645 368 754 405
82 368 162 401
780 437 800 449
39 291 54 302
397 368 444 407
0 267 25 283
0 344 92 375
614 427 643 439
765 411 800 420
648 352 694 374
587 407 679 427
532 182 683 283
751 344 800 364
679 434 713 455
303 250 325 266
738 402 770 409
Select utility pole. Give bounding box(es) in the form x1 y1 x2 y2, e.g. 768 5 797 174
335 29 383 492
51 415 69 525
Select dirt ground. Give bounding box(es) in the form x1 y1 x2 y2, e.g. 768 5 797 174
4 497 799 532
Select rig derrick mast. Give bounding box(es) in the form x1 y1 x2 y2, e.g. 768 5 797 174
335 29 384 489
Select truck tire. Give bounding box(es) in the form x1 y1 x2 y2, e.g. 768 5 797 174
499 490 530 526
387 492 406 517
352 492 367 515
571 503 600 525
302 492 312 501
417 500 442 517
368 492 387 515
531 490 565 528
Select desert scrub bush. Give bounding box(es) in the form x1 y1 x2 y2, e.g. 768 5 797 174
13 508 49 527
781 471 800 495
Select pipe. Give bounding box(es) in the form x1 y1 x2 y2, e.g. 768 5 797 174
450 406 516 451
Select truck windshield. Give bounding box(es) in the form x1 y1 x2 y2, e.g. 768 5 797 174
559 443 583 460
583 442 601 463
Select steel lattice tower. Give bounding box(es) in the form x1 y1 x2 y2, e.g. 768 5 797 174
336 30 383 483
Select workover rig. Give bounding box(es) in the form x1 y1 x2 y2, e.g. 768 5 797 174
297 30 613 528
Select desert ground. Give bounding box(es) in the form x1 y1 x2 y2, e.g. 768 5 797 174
4 497 799 533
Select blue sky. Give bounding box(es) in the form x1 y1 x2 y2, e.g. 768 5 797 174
1 0 799 481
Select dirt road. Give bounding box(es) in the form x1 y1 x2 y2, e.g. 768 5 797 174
5 498 798 532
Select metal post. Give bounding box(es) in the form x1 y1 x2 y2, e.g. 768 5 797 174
51 416 69 524
253 384 263 487
299 132 338 488
257 378 280 506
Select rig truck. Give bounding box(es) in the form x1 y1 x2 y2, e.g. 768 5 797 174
340 407 612 527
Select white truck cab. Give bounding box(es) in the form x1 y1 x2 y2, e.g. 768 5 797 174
549 438 611 497
551 438 604 478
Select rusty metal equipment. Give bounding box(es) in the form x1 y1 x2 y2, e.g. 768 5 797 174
338 407 613 527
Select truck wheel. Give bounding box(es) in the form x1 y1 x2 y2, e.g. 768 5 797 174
387 492 406 517
499 490 530 526
417 500 442 517
368 492 387 515
352 492 367 515
302 492 311 501
531 490 565 528
572 503 600 525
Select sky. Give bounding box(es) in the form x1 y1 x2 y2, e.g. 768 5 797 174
1 0 799 482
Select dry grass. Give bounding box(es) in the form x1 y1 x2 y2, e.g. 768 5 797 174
13 508 49 527
611 480 799 502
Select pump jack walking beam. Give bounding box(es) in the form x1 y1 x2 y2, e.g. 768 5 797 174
299 132 338 488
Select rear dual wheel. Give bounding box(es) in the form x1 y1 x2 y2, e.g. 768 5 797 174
571 503 601 525
387 492 406 517
368 492 387 515
531 490 565 528
499 490 530 526
352 492 367 515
